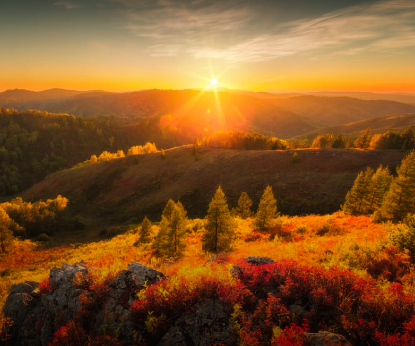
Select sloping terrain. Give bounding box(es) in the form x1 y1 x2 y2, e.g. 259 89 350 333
21 146 406 224
275 95 415 126
301 113 415 140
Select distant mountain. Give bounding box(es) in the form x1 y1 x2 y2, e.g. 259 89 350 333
308 92 415 105
2 89 415 138
274 95 415 127
300 113 415 140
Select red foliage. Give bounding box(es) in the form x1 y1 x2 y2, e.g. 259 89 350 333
39 278 53 295
271 321 309 346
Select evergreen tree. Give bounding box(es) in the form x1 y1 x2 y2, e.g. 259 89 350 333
233 192 253 219
382 151 415 221
354 128 372 149
292 152 299 163
138 216 152 244
0 207 13 253
154 200 187 256
365 165 392 213
160 149 166 159
332 134 346 148
255 186 277 230
342 167 374 215
202 187 236 253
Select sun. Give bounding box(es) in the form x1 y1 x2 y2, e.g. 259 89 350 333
210 78 218 87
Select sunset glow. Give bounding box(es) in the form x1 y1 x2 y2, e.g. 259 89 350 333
0 0 415 93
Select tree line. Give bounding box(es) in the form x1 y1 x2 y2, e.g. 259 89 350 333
136 185 278 257
0 195 68 253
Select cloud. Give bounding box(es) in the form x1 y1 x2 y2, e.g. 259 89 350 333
54 1 81 9
113 0 415 63
192 0 415 62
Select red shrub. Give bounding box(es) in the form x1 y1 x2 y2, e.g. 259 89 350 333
39 278 53 295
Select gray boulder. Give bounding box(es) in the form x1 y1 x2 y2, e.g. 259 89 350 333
303 331 352 346
158 299 236 346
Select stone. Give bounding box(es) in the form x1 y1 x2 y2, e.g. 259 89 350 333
49 261 89 288
231 256 274 278
158 299 236 346
303 331 352 346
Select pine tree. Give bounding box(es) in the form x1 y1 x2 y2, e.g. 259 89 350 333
234 192 253 219
202 187 236 253
365 165 392 213
160 149 166 159
292 152 299 163
154 201 187 256
255 186 277 230
138 216 152 244
0 207 13 253
332 134 346 148
342 167 374 215
382 151 415 221
354 128 372 149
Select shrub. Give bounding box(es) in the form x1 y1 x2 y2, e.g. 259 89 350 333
36 233 51 242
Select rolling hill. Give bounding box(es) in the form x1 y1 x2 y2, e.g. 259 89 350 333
274 95 415 126
21 146 407 227
3 89 415 138
301 113 415 140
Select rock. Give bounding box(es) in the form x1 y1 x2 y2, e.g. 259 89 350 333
128 261 166 287
303 331 352 346
49 261 89 288
158 299 236 346
243 256 274 266
9 281 39 295
230 256 274 278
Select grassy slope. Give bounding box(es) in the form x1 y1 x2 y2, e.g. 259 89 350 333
21 146 406 228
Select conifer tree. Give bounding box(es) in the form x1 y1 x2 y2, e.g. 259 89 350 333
233 192 253 219
160 149 166 159
365 165 392 213
255 186 277 230
381 151 415 221
0 207 13 253
354 128 372 149
342 167 374 215
332 134 346 148
154 201 187 256
138 216 152 244
202 186 236 253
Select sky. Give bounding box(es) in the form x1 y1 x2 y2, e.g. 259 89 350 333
1 0 415 93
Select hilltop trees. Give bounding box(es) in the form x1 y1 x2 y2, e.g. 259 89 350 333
154 200 187 257
0 207 13 253
381 151 415 221
138 216 152 244
202 187 236 253
255 186 277 230
366 166 392 213
233 192 253 219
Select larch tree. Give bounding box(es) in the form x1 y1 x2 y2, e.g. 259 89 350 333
255 185 277 230
354 128 372 149
0 207 13 253
342 167 374 215
365 165 392 213
154 200 187 257
138 216 152 244
381 151 415 221
233 192 253 219
202 186 236 253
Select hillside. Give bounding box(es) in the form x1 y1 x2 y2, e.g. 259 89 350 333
301 113 415 140
3 89 415 138
21 146 406 226
274 95 415 126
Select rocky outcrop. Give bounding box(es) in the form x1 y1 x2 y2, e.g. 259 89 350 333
303 331 352 346
2 261 165 346
158 299 236 346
